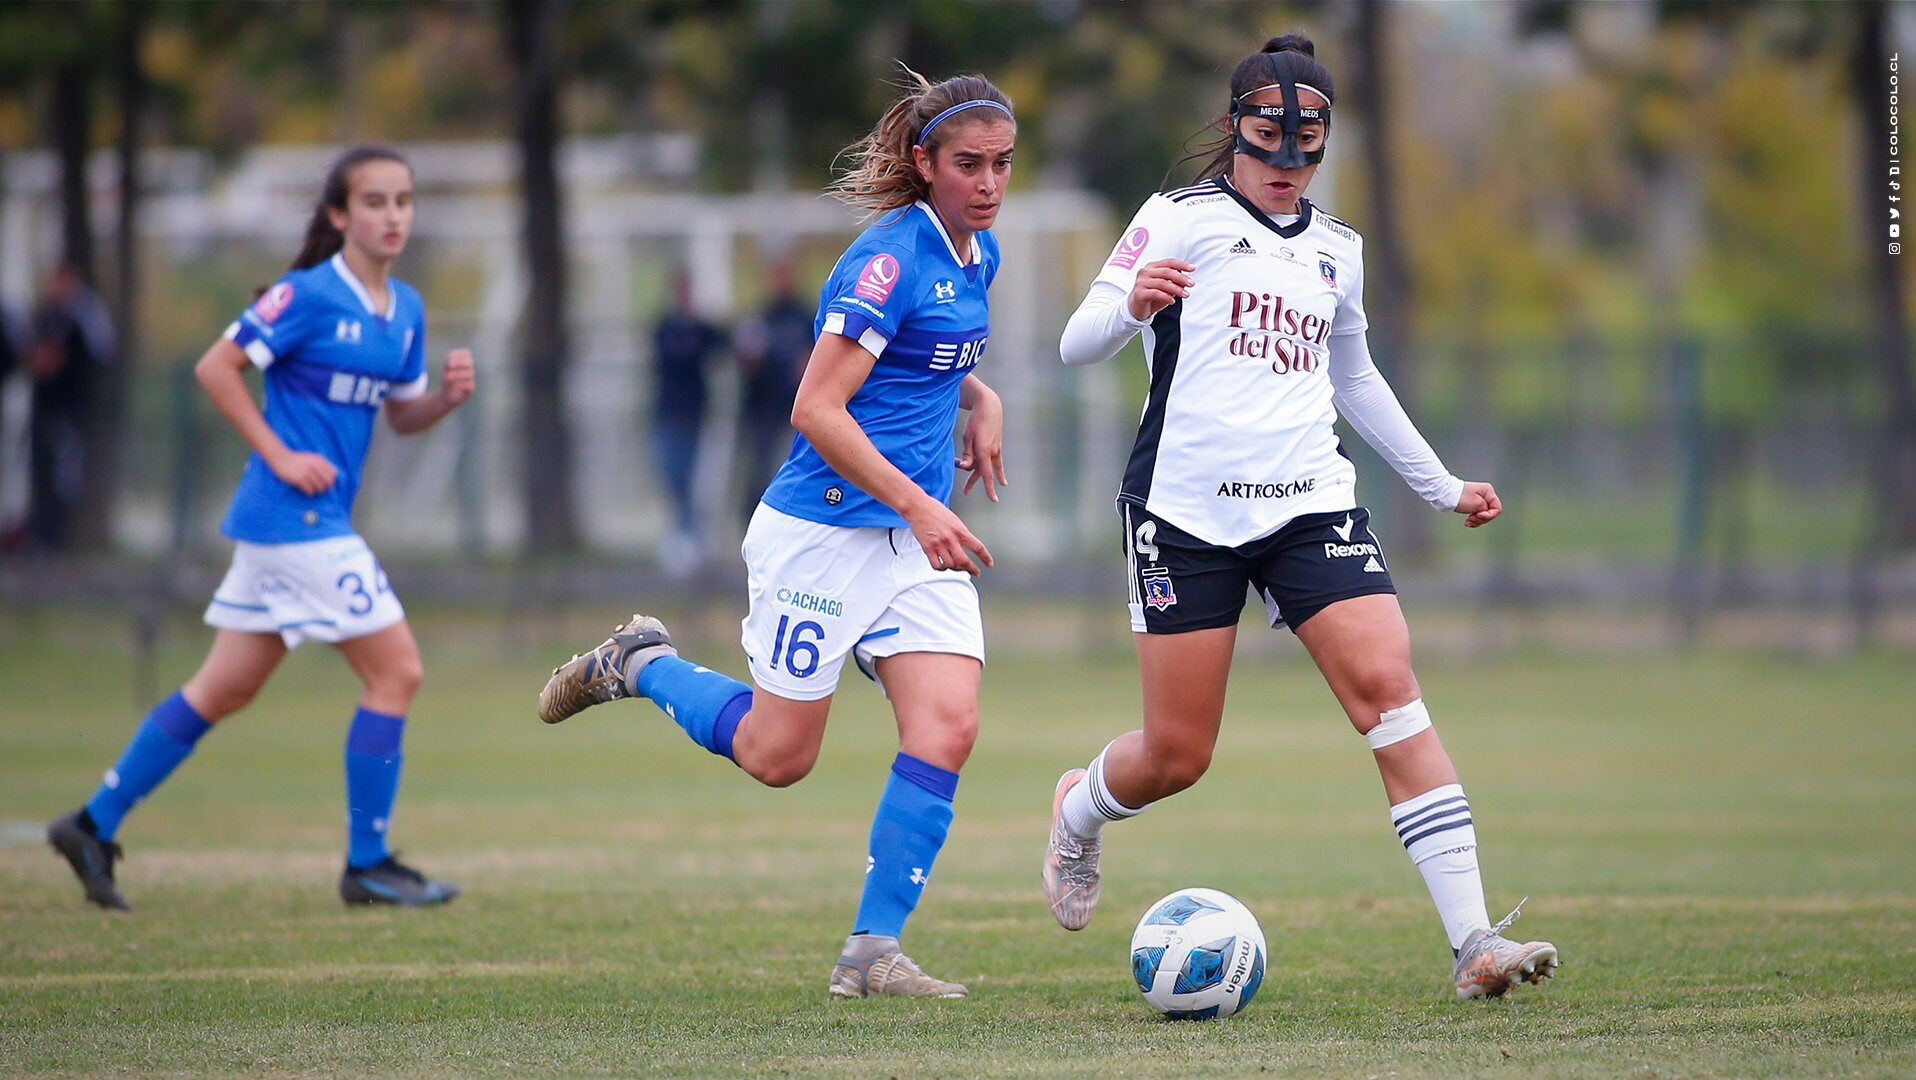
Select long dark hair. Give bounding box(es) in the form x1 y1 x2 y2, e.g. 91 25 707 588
1165 33 1337 190
290 143 412 270
829 65 1014 218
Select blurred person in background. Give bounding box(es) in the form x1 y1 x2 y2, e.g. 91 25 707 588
46 144 476 912
540 69 1014 1000
732 260 814 525
1042 33 1559 1002
0 302 20 548
651 271 727 575
24 262 116 552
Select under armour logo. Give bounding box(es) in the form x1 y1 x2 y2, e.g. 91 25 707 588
866 855 875 875
336 319 362 343
909 867 929 885
933 280 957 301
1135 519 1160 563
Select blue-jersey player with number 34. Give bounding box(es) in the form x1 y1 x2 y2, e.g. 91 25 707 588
539 69 1016 1000
47 145 475 911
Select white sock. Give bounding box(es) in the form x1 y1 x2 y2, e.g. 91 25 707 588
1060 742 1145 840
1390 782 1491 951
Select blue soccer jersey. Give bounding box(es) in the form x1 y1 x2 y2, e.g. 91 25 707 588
760 201 999 529
219 253 429 544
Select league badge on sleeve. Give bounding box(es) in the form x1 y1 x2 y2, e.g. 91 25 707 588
253 283 295 324
1108 227 1151 271
1141 566 1178 611
854 253 901 305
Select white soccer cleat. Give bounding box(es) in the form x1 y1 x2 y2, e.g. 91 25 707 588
1453 899 1559 1000
1042 769 1102 931
829 949 968 999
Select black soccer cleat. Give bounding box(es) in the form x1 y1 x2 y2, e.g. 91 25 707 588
47 810 131 911
339 855 460 907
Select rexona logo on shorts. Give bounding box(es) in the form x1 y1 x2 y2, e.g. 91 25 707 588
853 253 901 305
1323 540 1382 559
1107 226 1150 270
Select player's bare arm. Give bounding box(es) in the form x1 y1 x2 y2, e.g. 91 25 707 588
194 336 336 496
792 332 992 574
385 348 476 435
956 374 1006 501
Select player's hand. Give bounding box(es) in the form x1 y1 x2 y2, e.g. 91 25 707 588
269 449 338 496
905 497 993 576
440 348 475 406
1455 481 1502 528
957 387 1007 502
1128 259 1196 323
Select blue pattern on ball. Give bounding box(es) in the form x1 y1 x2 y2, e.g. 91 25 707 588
1173 935 1234 994
1238 946 1265 1008
1145 893 1225 926
1132 945 1166 993
1163 1005 1221 1021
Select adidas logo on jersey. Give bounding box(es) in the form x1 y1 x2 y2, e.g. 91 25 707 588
1364 556 1386 573
1228 237 1257 255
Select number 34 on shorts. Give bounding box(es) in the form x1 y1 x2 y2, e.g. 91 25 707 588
203 533 406 647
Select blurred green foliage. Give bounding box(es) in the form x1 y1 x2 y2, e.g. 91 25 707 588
0 0 1905 428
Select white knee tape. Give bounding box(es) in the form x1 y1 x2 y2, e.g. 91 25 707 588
1365 699 1433 750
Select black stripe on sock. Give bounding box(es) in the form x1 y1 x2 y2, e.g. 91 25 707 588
1395 804 1471 838
1393 794 1468 830
1400 816 1474 850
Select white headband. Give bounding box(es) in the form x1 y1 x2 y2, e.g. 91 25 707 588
1240 82 1330 104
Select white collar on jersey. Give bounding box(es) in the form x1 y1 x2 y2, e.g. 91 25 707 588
914 200 983 268
330 252 398 320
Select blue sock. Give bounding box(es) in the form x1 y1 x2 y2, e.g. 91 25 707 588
633 656 751 762
344 707 406 869
84 692 212 841
853 753 959 939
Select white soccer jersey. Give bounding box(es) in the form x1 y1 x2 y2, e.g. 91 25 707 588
1094 177 1370 548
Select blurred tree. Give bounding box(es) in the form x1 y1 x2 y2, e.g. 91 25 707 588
76 2 151 551
507 0 579 553
1351 0 1432 559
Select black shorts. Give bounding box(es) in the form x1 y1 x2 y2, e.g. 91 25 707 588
1120 502 1397 634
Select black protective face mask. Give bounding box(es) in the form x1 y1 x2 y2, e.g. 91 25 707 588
1227 52 1330 169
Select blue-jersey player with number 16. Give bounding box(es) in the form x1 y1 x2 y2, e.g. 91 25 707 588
539 69 1015 1000
47 145 475 911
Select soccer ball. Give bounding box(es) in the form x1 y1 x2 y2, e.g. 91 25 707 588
1129 887 1267 1020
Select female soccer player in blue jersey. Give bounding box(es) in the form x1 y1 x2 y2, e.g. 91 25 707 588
1043 34 1559 1000
47 145 475 910
539 70 1014 999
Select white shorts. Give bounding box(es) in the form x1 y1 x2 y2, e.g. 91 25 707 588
203 534 405 648
740 503 985 702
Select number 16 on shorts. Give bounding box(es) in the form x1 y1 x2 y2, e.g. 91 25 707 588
768 615 825 679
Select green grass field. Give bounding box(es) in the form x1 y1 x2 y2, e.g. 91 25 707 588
3 608 1914 1076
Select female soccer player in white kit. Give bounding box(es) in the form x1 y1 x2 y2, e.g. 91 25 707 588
1040 34 1560 1000
48 145 474 909
538 71 1015 1000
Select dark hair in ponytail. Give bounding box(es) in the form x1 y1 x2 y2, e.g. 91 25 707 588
1165 33 1337 189
290 143 412 271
